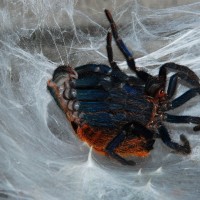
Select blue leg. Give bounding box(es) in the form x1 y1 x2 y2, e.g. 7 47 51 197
106 32 128 80
170 88 200 109
158 124 191 154
105 129 136 165
74 64 114 90
159 62 199 98
105 122 155 165
105 9 150 81
165 114 200 131
160 62 199 84
106 32 143 85
167 73 200 98
167 73 178 98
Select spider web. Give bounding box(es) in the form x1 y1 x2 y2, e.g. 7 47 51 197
1 0 200 199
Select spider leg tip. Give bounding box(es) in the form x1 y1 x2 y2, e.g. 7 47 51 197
193 125 200 132
107 32 112 39
104 9 109 13
104 9 113 21
180 134 187 142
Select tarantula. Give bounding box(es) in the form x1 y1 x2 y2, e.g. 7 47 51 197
47 9 200 165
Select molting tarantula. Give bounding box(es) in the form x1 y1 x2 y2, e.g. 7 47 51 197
47 9 200 165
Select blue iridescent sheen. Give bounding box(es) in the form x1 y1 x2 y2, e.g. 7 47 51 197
76 89 109 101
123 83 143 95
74 65 153 128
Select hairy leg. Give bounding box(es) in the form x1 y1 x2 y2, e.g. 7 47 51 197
165 114 200 131
105 122 155 165
105 9 150 81
159 62 199 98
106 32 143 85
158 124 191 154
169 88 200 110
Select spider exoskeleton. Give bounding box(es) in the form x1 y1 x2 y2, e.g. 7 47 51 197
47 9 200 165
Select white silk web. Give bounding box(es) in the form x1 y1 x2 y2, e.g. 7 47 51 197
1 1 200 200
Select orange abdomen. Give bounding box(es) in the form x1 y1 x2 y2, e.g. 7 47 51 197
76 124 150 157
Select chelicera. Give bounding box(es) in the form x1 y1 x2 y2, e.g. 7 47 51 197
47 9 200 165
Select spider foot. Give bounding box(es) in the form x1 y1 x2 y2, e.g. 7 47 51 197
122 159 136 166
179 134 191 154
193 125 200 131
108 151 136 166
159 125 191 154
